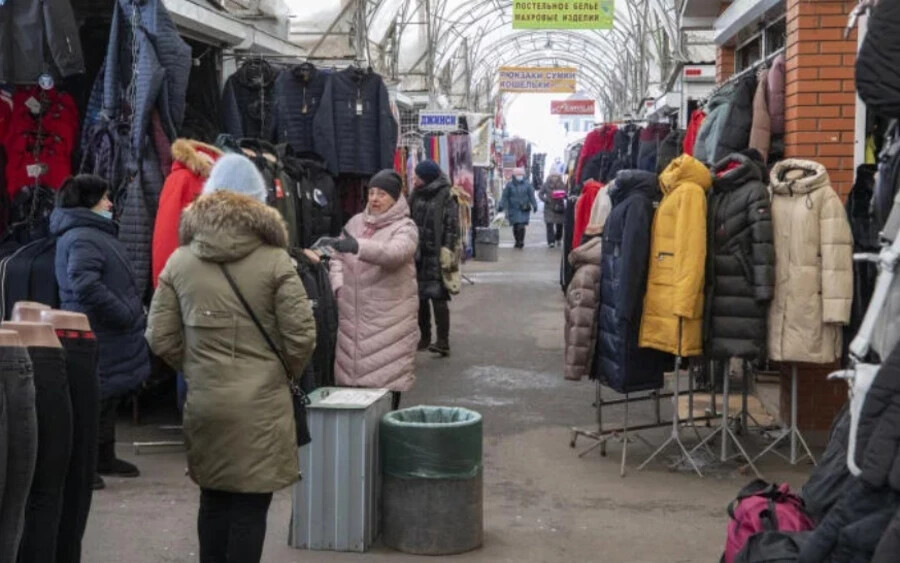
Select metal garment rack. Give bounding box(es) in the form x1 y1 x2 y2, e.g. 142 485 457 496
747 364 817 467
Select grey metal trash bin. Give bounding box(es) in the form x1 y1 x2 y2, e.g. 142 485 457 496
474 227 499 262
381 406 483 555
289 387 392 552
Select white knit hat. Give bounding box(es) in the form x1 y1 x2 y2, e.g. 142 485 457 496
203 154 268 203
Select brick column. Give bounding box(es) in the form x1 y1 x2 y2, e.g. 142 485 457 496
779 0 857 434
717 45 735 84
784 0 858 197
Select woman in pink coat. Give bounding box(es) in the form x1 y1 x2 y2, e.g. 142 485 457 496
320 170 420 409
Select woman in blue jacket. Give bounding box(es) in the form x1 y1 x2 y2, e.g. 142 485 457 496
51 175 150 486
498 167 538 249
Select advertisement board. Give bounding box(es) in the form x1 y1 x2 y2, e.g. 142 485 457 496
550 99 596 115
512 1 615 30
498 67 577 93
418 110 460 132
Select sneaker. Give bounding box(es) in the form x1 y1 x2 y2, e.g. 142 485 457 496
428 343 451 358
97 457 140 478
548 242 555 248
93 474 106 490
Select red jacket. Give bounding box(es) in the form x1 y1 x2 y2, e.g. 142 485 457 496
4 87 78 197
573 180 603 249
151 139 222 287
683 109 706 157
574 125 618 186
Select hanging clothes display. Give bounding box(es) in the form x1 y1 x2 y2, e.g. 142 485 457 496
637 123 671 173
574 125 617 186
221 59 279 141
0 0 84 84
472 167 490 228
565 235 603 381
704 152 775 360
845 164 880 360
693 75 756 166
639 155 712 358
768 54 786 136
657 129 685 173
280 150 342 248
438 135 450 174
749 68 771 163
572 180 602 249
448 134 474 201
595 170 668 392
272 62 331 158
683 109 706 156
767 159 853 364
312 66 398 176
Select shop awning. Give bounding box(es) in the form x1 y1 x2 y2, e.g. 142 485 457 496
165 0 305 56
714 0 783 45
680 0 721 31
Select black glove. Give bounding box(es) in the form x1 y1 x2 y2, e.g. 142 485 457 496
323 229 358 255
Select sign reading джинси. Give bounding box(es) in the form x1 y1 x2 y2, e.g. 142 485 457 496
498 67 577 93
512 1 615 30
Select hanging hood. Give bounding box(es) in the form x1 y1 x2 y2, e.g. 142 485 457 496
179 191 288 263
170 139 223 178
711 152 765 193
235 59 279 90
770 159 830 196
610 170 659 206
659 155 713 196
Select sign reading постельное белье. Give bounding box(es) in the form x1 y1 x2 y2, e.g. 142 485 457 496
498 67 577 93
512 1 615 30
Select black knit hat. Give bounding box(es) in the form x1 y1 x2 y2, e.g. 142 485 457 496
369 169 403 201
415 159 442 185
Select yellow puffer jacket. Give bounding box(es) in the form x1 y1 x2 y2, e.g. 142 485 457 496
639 155 712 357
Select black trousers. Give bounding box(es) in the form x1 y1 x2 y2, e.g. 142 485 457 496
98 396 120 465
512 224 527 247
18 347 72 563
545 222 563 245
56 334 100 563
198 489 273 563
392 392 402 411
418 299 450 345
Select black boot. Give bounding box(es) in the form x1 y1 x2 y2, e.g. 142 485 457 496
417 337 431 351
97 442 140 478
93 474 106 490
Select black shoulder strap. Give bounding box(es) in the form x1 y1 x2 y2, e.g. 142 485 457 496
218 263 292 378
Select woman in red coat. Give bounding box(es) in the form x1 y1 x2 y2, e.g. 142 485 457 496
151 139 222 288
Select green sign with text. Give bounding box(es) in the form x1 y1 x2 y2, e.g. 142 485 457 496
512 1 615 30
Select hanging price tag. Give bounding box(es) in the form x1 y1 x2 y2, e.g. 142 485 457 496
24 97 41 115
356 99 363 116
274 179 284 199
27 163 48 178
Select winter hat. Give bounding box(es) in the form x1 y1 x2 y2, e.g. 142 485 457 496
203 154 268 203
369 169 403 201
415 160 442 184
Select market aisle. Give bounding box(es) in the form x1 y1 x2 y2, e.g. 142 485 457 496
83 218 812 563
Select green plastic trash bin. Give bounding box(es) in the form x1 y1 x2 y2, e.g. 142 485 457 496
380 406 483 555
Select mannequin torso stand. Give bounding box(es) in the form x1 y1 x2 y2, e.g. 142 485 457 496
12 302 52 323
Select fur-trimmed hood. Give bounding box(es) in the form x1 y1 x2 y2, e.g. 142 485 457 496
171 138 222 178
179 191 289 263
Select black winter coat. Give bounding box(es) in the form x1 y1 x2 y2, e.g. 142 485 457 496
50 208 150 400
222 60 279 141
594 170 670 392
313 67 398 176
273 64 331 158
281 151 342 248
704 153 775 360
0 0 84 84
409 176 460 301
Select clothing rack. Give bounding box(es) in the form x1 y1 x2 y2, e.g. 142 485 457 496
700 47 785 104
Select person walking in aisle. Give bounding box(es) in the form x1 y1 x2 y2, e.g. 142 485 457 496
319 169 419 410
146 154 316 563
51 175 150 490
408 160 459 357
498 167 538 249
539 173 566 248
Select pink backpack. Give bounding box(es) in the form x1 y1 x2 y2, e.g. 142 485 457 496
723 480 814 563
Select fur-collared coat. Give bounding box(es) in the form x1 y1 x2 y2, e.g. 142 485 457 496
151 139 222 287
146 191 316 493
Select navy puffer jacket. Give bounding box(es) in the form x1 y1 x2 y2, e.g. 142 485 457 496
51 208 150 399
593 170 670 392
273 65 331 156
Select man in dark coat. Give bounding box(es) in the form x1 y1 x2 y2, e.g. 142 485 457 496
594 170 669 392
51 176 150 484
409 161 459 357
704 151 775 361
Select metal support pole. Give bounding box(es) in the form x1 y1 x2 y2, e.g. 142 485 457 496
748 364 817 468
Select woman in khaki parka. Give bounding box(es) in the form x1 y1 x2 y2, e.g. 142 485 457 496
146 155 316 563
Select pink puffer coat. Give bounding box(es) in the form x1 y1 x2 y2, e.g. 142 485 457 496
330 197 420 391
564 236 603 381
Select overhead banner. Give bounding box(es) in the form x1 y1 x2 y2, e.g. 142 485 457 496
418 110 459 132
498 67 577 93
512 1 615 30
551 99 595 115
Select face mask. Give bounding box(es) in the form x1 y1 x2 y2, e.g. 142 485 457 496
514 175 523 181
93 209 113 220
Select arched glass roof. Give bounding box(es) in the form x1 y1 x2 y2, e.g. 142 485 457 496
286 0 678 116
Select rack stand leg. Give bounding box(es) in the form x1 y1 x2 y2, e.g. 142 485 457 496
747 365 817 467
639 355 703 477
690 362 762 478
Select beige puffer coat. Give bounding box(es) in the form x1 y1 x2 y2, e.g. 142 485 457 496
768 159 853 363
331 197 420 391
146 191 316 493
564 236 603 381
